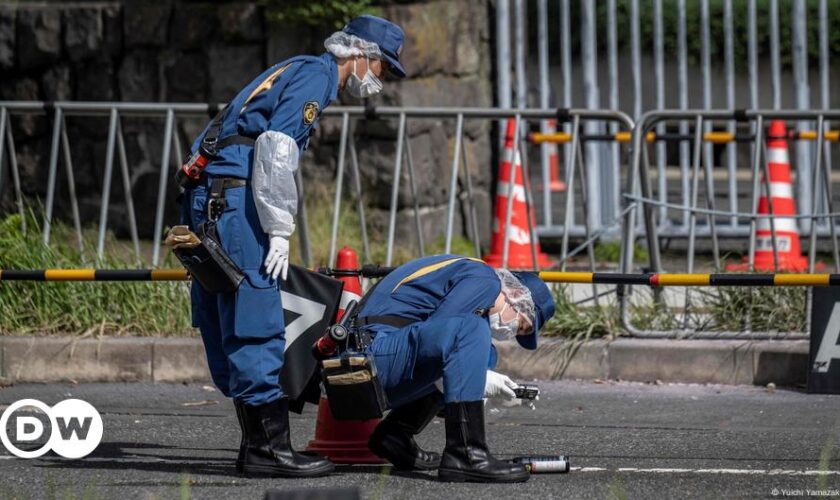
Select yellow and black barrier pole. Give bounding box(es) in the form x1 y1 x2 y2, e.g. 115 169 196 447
529 130 840 145
0 269 189 281
2 268 840 287
538 271 840 287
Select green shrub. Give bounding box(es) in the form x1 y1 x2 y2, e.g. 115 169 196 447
541 0 839 71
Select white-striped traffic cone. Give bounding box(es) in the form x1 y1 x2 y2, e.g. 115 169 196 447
484 118 555 269
728 120 814 271
306 245 384 464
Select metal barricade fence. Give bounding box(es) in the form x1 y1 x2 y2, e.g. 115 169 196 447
0 101 204 266
322 107 634 274
0 101 631 281
620 109 840 340
6 100 840 341
497 1 834 235
528 115 635 306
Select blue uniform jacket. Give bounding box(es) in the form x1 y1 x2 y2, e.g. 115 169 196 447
359 255 502 368
191 52 339 179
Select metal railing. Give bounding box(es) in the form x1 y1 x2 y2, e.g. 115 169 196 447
497 0 835 238
620 109 840 339
320 107 633 270
0 101 633 284
6 101 840 340
0 101 205 266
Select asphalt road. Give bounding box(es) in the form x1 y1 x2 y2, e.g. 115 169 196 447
1 380 839 499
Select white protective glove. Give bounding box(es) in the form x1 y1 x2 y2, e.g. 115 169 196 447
252 130 299 282
264 235 290 281
484 370 519 402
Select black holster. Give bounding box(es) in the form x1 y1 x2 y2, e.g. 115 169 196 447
174 221 244 294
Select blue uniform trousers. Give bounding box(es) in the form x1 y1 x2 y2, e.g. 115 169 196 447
368 314 491 408
184 172 286 406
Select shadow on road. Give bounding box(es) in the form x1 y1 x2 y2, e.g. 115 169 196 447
32 441 237 477
30 442 437 480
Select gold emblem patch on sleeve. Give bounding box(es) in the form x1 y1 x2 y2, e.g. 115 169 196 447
303 101 319 125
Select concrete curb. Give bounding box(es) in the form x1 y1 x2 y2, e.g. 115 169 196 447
0 336 809 386
0 337 211 384
496 338 809 386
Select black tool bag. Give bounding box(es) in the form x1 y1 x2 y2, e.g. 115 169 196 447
173 221 244 294
321 352 388 421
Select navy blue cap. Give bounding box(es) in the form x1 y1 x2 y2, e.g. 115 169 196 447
343 15 406 78
511 272 556 350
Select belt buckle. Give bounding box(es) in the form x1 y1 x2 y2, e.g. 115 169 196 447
207 197 226 221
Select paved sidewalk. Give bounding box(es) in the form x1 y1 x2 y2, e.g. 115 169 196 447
1 381 839 499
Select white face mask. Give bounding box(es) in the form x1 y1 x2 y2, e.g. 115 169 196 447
346 57 383 99
489 303 519 341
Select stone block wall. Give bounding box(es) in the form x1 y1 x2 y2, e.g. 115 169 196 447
0 1 495 257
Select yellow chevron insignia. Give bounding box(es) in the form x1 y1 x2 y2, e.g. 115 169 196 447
391 257 485 293
243 64 290 107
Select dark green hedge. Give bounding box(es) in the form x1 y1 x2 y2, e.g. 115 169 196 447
532 0 840 70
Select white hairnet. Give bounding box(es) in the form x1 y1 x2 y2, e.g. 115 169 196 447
324 31 383 59
494 268 536 325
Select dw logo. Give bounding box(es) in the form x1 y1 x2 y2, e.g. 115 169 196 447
0 399 103 459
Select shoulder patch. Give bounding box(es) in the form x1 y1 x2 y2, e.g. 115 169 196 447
303 101 319 125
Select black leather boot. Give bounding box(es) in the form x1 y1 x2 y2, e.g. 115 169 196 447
238 397 334 477
368 391 443 470
438 401 529 483
234 400 247 473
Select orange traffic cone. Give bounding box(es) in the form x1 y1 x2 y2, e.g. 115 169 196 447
727 120 816 272
306 246 384 464
335 246 363 318
484 118 555 269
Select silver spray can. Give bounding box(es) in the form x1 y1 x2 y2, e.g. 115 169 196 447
513 455 571 473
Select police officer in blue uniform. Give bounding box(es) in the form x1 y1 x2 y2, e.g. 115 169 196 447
358 255 556 483
182 15 406 478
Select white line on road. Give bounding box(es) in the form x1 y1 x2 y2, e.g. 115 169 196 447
571 467 840 476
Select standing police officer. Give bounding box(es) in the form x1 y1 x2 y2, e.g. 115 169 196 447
182 15 406 478
358 255 556 483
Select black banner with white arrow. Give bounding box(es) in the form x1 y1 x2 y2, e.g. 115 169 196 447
808 288 840 393
280 265 344 405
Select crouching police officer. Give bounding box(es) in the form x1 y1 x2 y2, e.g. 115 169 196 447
181 15 406 478
356 255 555 483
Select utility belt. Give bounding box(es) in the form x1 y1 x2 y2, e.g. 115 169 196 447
175 103 256 189
355 315 418 329
166 177 247 294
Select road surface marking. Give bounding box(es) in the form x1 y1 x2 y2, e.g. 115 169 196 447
571 467 840 476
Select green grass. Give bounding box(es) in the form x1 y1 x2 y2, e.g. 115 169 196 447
5 191 809 338
629 297 681 332
0 211 193 336
542 285 618 339
292 182 476 267
593 240 648 264
0 189 477 336
699 286 807 333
